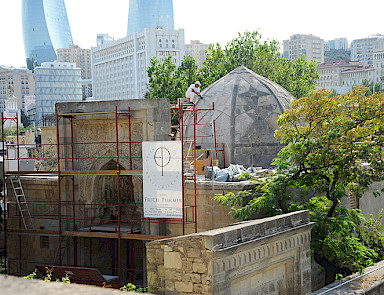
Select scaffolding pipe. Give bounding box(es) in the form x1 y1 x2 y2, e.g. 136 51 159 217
115 106 121 284
1 112 8 274
56 109 63 265
210 109 215 230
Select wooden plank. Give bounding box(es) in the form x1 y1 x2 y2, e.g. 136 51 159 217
8 229 59 235
63 231 169 241
6 170 142 176
6 171 58 175
120 170 143 176
59 111 116 117
60 171 118 176
8 228 169 240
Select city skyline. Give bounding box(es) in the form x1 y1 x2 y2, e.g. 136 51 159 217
127 0 174 35
1 0 383 68
22 0 73 69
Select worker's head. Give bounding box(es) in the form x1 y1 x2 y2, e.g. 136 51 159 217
195 81 201 87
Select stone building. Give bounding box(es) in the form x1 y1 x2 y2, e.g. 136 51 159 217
373 49 384 86
5 98 247 287
350 35 384 67
92 28 185 100
340 65 375 88
283 34 324 64
0 66 35 110
147 211 314 295
185 40 209 68
57 45 92 99
185 66 294 168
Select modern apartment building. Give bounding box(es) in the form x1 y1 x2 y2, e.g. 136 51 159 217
0 66 35 111
350 35 384 66
97 34 114 47
34 62 82 125
185 40 209 68
92 28 185 100
127 0 174 35
57 45 91 79
22 0 73 69
57 45 92 99
324 38 349 51
283 34 324 63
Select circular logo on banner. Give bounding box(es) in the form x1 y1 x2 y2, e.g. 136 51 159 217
154 147 171 176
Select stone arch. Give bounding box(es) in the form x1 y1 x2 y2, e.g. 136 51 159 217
78 158 139 229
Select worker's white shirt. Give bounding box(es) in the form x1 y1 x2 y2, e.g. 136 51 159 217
185 84 200 97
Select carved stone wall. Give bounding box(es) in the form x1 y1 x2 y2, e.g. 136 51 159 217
147 210 314 295
56 99 170 234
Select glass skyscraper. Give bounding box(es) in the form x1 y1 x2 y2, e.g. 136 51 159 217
22 0 73 70
127 0 174 35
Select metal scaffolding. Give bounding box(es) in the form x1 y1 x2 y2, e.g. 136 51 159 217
1 101 220 287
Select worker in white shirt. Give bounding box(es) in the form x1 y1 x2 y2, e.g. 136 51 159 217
185 81 203 104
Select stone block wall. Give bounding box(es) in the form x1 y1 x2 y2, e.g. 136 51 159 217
166 180 253 237
147 210 314 295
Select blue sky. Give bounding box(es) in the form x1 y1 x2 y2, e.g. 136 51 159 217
1 0 382 67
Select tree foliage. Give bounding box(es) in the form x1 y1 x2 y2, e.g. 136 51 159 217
324 49 351 62
146 31 319 101
146 55 198 103
216 87 384 284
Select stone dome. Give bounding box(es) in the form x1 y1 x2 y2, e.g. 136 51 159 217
184 66 294 168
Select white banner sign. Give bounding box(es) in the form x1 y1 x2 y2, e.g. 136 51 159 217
143 141 183 218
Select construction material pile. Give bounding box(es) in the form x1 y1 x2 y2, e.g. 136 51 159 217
206 164 273 182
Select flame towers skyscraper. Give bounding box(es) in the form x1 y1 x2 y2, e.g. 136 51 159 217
127 0 174 35
22 0 73 70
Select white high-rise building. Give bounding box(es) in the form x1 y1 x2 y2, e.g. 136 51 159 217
0 66 35 110
350 35 384 66
185 40 209 68
97 34 113 47
92 28 185 100
324 38 349 51
3 96 21 128
34 62 82 125
283 34 324 64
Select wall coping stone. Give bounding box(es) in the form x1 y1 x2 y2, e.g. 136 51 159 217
148 210 311 250
313 260 384 294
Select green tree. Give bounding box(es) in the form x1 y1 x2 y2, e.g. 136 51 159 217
21 110 30 128
146 31 319 101
362 79 374 96
146 55 199 103
199 31 319 99
324 49 351 62
216 87 384 284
